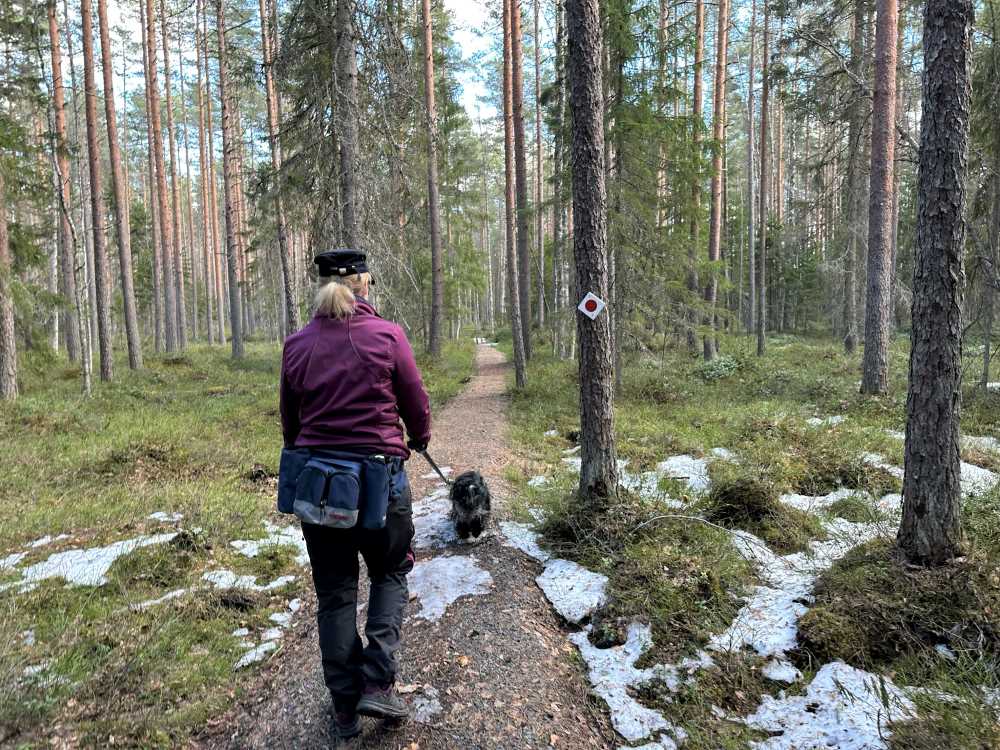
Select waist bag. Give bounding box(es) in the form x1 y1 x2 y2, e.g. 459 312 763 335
277 448 393 530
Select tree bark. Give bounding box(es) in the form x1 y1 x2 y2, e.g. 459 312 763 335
511 0 532 359
259 0 298 336
421 0 445 357
567 0 618 503
216 0 244 359
746 0 757 334
688 0 705 353
861 0 898 394
160 0 188 349
335 0 360 248
534 0 545 328
97 0 142 370
146 0 178 352
0 171 16 400
843 0 866 355
704 0 729 361
47 1 81 363
898 0 974 566
195 0 214 345
140 0 163 352
203 0 226 344
80 0 114 381
757 0 770 356
504 0 528 387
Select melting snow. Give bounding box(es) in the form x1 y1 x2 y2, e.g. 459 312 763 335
0 533 178 592
232 628 250 637
862 453 905 480
743 661 915 750
536 559 608 624
413 487 459 549
964 435 1000 454
133 588 188 610
500 522 551 563
762 658 801 684
22 630 35 647
563 445 581 456
622 736 680 750
528 475 548 487
570 623 690 744
230 522 309 566
408 555 493 621
25 534 71 549
234 641 278 670
779 487 864 513
1 552 27 571
413 685 443 723
544 430 560 438
261 627 283 642
202 570 296 592
712 520 882 658
806 415 846 428
961 462 999 496
420 466 452 480
269 612 292 627
148 511 183 523
655 455 715 494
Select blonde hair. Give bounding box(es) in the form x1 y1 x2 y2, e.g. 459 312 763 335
314 272 371 319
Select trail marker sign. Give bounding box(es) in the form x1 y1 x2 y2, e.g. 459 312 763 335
578 292 606 320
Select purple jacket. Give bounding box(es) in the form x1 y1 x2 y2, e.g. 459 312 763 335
280 299 431 458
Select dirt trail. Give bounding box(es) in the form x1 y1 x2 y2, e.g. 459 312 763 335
202 345 614 749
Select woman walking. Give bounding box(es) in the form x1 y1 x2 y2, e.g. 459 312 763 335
279 249 431 740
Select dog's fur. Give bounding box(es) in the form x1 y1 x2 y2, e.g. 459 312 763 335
449 471 492 540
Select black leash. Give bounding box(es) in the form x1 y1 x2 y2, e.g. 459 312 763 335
418 449 454 487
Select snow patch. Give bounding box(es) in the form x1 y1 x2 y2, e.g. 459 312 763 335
570 623 688 744
269 612 292 627
230 521 309 566
964 434 1000 454
528 475 548 488
408 555 493 621
536 559 608 624
148 511 183 523
25 534 71 549
0 552 27 571
22 630 35 647
412 487 459 549
862 453 905 480
261 627 283 642
234 641 278 670
133 588 188 610
202 570 296 592
762 658 801 684
743 661 915 750
806 415 846 428
231 628 250 638
500 521 551 563
779 487 864 513
655 455 715 494
413 685 443 723
961 461 999 496
544 430 560 438
0 533 178 591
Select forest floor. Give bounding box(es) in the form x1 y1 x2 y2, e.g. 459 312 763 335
2 334 1000 749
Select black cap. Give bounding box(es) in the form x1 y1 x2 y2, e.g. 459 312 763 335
314 249 369 278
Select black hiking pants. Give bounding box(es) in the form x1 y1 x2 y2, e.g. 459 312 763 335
301 463 415 714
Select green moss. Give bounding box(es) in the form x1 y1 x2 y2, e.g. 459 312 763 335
798 540 1000 670
702 476 826 553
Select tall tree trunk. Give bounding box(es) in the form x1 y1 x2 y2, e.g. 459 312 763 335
746 0 757 334
504 0 528 387
567 0 618 503
195 0 214 344
898 0 974 566
687 0 705 353
97 0 142 370
0 172 16 400
80 0 113 381
534 0 545 327
861 0 898 394
843 0 866 355
47 1 81 362
512 0 533 359
335 0 360 247
203 0 226 344
178 22 198 342
553 0 566 357
983 173 998 389
160 0 188 349
704 0 729 361
140 0 163 352
757 0 770 356
146 0 178 352
421 0 445 357
259 0 298 336
216 0 244 359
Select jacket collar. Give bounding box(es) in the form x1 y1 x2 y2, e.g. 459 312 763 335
313 297 380 321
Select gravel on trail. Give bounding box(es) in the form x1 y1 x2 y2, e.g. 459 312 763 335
198 345 615 749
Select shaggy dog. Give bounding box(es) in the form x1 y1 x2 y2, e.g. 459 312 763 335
449 470 492 540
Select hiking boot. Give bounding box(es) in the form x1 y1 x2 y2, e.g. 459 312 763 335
333 711 362 740
356 685 410 720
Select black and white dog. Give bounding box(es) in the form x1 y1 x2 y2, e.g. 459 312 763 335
449 471 492 540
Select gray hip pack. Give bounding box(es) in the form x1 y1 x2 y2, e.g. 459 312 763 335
277 448 397 530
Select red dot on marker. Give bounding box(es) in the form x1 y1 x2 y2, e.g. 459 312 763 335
585 300 598 312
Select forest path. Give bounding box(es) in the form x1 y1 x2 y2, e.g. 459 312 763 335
204 344 614 749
